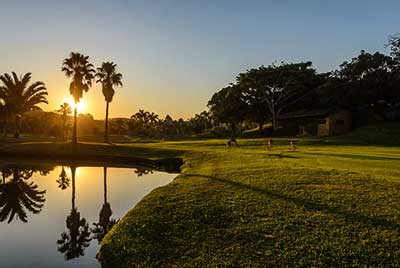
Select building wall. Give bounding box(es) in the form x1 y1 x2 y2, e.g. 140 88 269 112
329 110 352 135
317 110 351 137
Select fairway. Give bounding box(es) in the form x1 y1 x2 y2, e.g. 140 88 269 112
97 138 400 267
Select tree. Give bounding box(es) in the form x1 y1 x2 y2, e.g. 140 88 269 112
0 167 46 223
208 84 247 137
62 52 95 144
95 62 123 143
57 166 91 260
0 72 48 138
57 103 72 140
237 62 320 131
321 50 400 123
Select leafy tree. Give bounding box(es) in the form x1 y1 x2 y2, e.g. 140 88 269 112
96 62 123 143
0 72 48 138
0 167 46 223
109 118 129 135
237 62 320 131
208 84 247 137
62 52 95 144
57 102 72 140
320 50 400 122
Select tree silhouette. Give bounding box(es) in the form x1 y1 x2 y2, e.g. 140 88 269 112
57 166 91 260
0 168 46 223
57 102 72 140
62 52 95 144
96 62 123 143
92 167 118 243
208 84 247 138
0 72 48 138
56 166 70 190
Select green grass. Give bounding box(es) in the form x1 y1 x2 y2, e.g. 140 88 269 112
2 123 400 267
97 135 400 267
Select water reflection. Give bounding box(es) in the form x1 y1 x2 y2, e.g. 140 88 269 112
92 167 118 243
0 167 46 223
57 166 70 190
57 166 92 260
0 162 177 267
134 167 154 177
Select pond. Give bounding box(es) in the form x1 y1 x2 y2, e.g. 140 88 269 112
0 161 178 268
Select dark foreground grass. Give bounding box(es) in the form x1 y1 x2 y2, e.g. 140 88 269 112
97 138 400 268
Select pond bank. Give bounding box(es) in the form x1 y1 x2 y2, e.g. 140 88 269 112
0 141 183 173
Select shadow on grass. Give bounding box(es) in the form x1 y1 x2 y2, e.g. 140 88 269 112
185 173 400 231
299 151 400 161
266 153 299 159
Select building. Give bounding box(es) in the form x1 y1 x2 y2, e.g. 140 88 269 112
278 109 352 137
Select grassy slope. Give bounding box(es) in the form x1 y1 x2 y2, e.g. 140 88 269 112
98 133 400 267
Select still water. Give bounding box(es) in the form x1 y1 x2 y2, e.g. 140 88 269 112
0 163 177 268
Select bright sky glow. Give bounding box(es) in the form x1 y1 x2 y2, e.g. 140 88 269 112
1 0 399 119
65 97 86 114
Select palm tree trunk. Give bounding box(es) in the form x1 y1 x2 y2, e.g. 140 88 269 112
62 115 66 141
72 106 78 144
103 167 107 204
104 102 109 143
71 166 76 209
14 115 21 139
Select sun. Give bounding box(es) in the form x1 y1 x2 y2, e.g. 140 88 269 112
65 97 86 113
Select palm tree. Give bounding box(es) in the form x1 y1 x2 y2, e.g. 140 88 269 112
0 72 48 138
0 168 46 223
57 166 91 260
62 52 95 144
57 103 72 140
148 112 159 123
92 167 118 243
95 62 123 143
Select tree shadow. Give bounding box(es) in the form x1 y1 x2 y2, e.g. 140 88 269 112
266 152 299 159
299 151 400 161
184 173 400 231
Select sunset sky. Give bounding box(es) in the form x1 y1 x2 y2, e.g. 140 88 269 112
1 0 399 119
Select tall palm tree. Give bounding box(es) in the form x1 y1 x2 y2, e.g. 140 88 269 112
0 167 46 223
57 103 72 140
0 72 48 138
95 62 123 143
57 166 91 260
62 52 95 144
92 167 117 243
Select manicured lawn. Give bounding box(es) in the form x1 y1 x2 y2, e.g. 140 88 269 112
97 138 400 268
2 126 400 267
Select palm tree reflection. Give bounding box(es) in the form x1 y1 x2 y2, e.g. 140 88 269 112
57 166 91 260
92 167 118 243
56 166 70 190
0 167 46 223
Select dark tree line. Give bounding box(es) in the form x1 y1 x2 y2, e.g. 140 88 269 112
208 36 400 137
